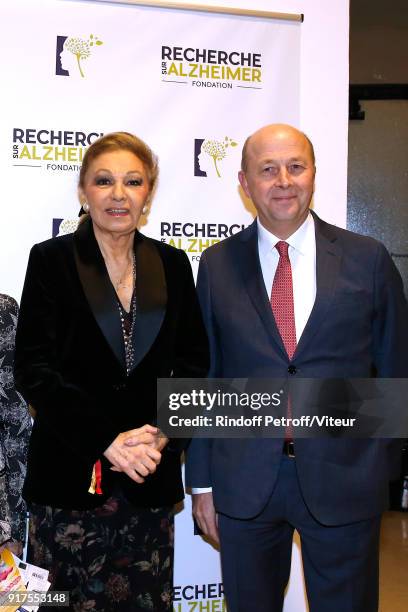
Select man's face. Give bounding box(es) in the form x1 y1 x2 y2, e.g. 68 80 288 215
238 126 316 238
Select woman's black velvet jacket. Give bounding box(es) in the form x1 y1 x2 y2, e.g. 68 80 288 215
14 218 209 510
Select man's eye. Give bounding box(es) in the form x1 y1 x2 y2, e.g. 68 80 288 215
95 177 111 186
289 164 304 174
263 166 278 175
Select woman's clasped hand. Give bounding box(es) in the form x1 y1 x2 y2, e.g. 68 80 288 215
105 424 168 482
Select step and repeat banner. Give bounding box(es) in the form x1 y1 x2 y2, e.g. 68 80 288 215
1 0 303 609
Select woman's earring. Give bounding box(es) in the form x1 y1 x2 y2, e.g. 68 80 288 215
142 205 148 215
82 202 90 213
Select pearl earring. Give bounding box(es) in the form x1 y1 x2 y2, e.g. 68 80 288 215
82 202 90 213
142 205 148 215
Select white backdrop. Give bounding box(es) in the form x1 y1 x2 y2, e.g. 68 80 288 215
1 1 350 610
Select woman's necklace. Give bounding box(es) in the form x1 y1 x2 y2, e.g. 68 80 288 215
117 253 137 374
115 257 133 292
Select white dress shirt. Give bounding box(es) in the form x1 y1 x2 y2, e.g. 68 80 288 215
192 213 317 494
257 212 316 342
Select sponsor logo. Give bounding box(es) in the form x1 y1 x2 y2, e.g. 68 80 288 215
11 128 103 172
56 34 103 78
173 582 225 611
194 137 238 178
160 221 248 262
162 45 262 89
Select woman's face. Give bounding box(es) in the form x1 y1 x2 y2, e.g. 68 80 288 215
79 149 150 237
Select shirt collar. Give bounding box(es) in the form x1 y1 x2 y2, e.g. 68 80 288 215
257 212 315 259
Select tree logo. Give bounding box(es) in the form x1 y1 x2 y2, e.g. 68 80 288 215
194 137 238 178
55 34 104 78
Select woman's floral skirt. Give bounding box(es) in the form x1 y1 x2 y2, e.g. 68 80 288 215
28 491 174 611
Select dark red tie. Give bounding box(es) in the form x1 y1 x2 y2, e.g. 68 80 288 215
271 241 297 358
270 241 296 440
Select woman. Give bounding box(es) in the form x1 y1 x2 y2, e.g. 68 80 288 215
14 132 209 610
0 294 31 557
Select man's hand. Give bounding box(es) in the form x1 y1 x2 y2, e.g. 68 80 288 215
192 492 219 544
103 425 162 483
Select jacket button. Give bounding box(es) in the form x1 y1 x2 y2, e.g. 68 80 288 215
288 365 297 375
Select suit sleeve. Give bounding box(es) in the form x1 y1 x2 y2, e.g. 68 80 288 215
185 252 217 488
371 243 408 477
14 244 117 462
372 242 408 377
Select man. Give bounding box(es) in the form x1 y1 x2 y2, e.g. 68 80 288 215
186 124 408 611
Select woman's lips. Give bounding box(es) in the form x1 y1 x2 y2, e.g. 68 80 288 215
106 208 129 216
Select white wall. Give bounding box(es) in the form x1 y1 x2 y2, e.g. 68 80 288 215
165 0 350 228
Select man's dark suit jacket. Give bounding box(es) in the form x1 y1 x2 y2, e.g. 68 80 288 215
14 218 209 510
186 212 408 526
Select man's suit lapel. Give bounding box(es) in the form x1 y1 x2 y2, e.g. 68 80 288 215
238 220 287 359
73 219 167 372
239 214 342 362
294 211 342 360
